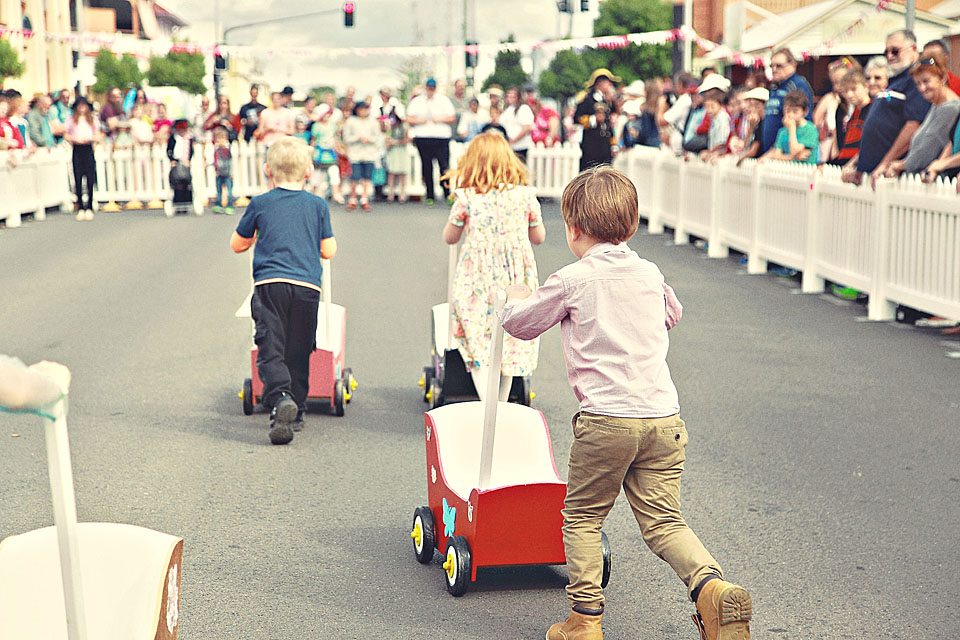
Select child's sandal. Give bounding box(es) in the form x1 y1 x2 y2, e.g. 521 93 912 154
346 199 357 210
360 200 371 211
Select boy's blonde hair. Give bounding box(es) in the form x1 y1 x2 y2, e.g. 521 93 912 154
266 136 311 183
561 165 638 243
441 131 529 194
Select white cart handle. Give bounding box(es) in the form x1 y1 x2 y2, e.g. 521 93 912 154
478 292 506 489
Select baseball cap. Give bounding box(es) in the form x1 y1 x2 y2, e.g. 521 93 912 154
281 86 294 95
697 74 731 94
425 78 437 88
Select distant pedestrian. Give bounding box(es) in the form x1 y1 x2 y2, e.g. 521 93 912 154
480 104 508 139
257 91 296 149
213 127 235 214
575 68 620 169
205 95 241 142
500 87 534 163
64 98 100 220
761 48 814 154
239 84 266 143
343 101 382 211
406 77 456 204
26 94 54 147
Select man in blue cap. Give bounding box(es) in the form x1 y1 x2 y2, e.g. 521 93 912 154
405 77 456 204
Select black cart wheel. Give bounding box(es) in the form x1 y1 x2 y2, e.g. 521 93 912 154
429 377 444 410
342 368 356 404
421 366 434 403
333 379 345 417
601 530 612 588
442 535 472 597
411 506 436 564
241 378 254 416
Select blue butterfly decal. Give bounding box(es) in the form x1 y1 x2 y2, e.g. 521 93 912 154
442 497 456 537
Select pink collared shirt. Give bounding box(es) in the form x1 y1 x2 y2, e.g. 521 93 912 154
500 242 682 418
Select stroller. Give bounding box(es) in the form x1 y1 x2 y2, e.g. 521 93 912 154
165 120 201 217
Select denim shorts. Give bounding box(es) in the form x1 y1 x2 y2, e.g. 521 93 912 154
351 161 374 181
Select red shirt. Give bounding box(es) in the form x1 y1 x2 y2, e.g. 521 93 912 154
837 102 870 161
948 73 960 97
0 118 25 149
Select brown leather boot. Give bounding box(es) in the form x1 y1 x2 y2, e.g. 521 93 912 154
545 610 603 640
692 579 752 640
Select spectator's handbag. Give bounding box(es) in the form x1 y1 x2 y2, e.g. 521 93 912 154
372 165 386 186
337 153 352 179
314 146 337 165
682 133 708 152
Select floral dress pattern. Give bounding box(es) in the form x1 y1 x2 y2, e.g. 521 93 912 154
448 185 542 375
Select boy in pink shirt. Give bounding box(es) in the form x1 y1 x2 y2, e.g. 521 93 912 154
501 166 752 640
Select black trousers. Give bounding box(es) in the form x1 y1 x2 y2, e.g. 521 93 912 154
251 282 320 411
72 144 95 209
414 137 450 201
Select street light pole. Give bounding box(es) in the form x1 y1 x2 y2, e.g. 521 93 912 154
683 0 692 72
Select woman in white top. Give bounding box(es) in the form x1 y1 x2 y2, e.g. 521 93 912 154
500 87 534 163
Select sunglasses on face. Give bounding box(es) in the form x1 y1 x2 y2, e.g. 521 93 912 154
885 44 914 57
770 62 789 70
914 57 938 67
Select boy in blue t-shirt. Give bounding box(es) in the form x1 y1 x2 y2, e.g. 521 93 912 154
761 90 818 164
231 136 338 445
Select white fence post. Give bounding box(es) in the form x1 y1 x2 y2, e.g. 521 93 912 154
674 158 689 245
707 161 729 258
747 162 767 274
867 179 896 320
648 152 664 235
801 170 825 293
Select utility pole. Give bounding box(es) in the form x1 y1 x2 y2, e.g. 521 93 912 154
683 0 693 71
906 0 915 31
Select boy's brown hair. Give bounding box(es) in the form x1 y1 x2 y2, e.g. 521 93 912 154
839 69 867 89
782 90 809 113
561 166 639 244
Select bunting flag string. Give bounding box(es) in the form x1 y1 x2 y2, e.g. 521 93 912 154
0 0 895 70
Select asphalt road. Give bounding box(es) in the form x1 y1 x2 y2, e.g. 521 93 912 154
1 198 958 639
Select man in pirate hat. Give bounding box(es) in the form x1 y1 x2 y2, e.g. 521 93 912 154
574 68 621 170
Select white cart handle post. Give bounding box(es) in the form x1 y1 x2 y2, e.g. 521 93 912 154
446 243 458 348
478 292 506 490
322 258 332 348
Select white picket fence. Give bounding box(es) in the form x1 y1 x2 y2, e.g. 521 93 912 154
7 140 958 323
0 148 74 227
614 146 960 322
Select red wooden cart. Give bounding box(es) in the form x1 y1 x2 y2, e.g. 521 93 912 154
238 258 356 417
410 297 610 596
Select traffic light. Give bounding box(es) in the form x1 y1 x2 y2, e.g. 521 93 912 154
343 1 355 27
557 0 571 12
580 0 589 10
214 53 227 70
465 41 477 69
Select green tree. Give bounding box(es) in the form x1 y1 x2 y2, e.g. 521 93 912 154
0 39 25 87
538 49 589 107
92 49 143 94
587 0 672 82
480 36 529 93
146 50 206 95
396 55 434 103
308 86 337 103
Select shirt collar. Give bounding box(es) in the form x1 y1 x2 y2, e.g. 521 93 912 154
583 241 630 258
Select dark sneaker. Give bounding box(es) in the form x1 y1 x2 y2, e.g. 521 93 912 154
292 410 305 432
269 395 297 445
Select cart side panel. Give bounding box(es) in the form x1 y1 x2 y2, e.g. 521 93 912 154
471 482 567 572
424 413 476 560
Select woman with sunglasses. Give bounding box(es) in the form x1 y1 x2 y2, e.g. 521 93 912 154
881 51 959 179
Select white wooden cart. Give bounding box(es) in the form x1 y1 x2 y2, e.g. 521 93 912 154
0 395 183 639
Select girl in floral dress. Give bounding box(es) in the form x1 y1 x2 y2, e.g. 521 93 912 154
441 132 546 401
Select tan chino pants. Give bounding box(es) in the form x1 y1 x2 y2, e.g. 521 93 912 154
562 411 723 609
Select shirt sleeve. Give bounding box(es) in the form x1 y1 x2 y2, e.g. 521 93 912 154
663 283 682 330
527 190 542 227
319 199 334 241
775 127 789 153
235 197 259 238
447 196 468 227
499 271 567 340
519 105 534 126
